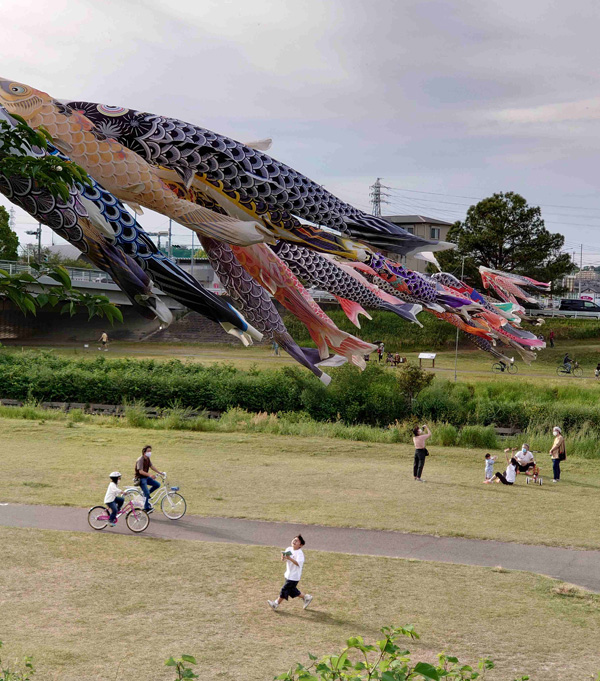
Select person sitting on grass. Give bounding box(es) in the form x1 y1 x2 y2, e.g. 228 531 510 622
492 457 518 486
508 444 536 474
483 453 497 483
104 471 124 526
268 535 312 611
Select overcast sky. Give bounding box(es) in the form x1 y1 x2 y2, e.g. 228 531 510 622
1 0 599 264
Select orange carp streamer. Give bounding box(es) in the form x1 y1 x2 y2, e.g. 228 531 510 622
231 244 376 368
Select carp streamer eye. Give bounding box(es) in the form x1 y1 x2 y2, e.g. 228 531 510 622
97 104 128 117
9 84 27 94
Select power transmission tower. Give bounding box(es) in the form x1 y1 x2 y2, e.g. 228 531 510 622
369 178 390 217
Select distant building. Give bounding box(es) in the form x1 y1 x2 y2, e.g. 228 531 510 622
381 214 454 273
575 269 600 281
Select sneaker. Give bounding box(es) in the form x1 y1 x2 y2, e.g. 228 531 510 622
303 594 313 609
552 479 558 483
108 521 116 527
146 507 154 514
267 600 279 610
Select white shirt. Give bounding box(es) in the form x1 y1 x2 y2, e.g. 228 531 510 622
516 450 534 465
104 481 123 504
284 547 305 581
505 463 517 484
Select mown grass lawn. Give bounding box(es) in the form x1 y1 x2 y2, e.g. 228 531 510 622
1 526 599 681
3 419 600 549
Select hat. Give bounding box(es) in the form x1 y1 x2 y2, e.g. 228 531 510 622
109 471 122 478
553 426 562 434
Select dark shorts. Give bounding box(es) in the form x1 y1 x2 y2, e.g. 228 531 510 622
280 579 301 600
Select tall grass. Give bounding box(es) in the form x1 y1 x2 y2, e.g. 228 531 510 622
1 403 598 457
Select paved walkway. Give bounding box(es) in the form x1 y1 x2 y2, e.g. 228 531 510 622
2 503 599 592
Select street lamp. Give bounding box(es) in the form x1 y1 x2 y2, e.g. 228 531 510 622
25 223 42 264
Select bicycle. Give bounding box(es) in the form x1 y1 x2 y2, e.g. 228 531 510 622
123 473 187 520
556 360 583 377
491 361 517 374
87 498 150 533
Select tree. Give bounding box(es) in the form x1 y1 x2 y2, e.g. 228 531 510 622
0 206 18 261
0 116 121 324
435 192 574 290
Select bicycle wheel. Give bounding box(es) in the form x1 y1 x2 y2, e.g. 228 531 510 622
161 492 187 519
88 506 108 530
126 508 149 533
507 364 518 374
573 367 583 377
556 366 567 377
491 363 502 373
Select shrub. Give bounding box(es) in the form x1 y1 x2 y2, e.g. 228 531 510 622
458 425 499 449
275 626 528 680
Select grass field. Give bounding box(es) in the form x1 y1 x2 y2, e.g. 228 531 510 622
4 338 600 384
3 419 600 549
1 526 599 681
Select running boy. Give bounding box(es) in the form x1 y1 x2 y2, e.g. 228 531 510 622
268 535 312 611
483 453 497 483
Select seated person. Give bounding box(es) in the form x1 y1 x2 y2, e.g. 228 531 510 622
492 457 518 485
498 360 506 372
512 443 536 473
386 352 394 365
595 362 600 378
394 352 401 365
563 353 572 372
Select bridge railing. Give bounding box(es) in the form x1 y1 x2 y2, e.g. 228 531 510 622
0 259 112 284
0 260 338 302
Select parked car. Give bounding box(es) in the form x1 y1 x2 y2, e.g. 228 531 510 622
559 299 600 312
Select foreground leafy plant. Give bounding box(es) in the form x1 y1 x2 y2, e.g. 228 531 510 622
0 262 122 323
165 654 198 680
274 626 530 681
0 642 35 681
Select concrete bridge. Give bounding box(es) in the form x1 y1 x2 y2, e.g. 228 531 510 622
0 260 188 342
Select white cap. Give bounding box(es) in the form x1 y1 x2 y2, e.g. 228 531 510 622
109 471 121 478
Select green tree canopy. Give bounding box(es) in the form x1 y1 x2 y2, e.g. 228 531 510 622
435 192 574 289
0 206 18 261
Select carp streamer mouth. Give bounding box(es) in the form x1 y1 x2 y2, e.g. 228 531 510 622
0 94 44 117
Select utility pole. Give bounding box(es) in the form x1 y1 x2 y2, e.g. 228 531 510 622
579 244 583 298
369 178 391 217
190 232 195 277
168 218 172 259
25 223 42 264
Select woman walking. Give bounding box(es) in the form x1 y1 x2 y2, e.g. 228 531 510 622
550 426 565 483
412 424 431 482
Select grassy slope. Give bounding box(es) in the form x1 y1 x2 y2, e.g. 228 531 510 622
1 527 599 681
3 419 600 549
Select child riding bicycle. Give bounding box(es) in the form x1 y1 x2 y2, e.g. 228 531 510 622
104 471 125 527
